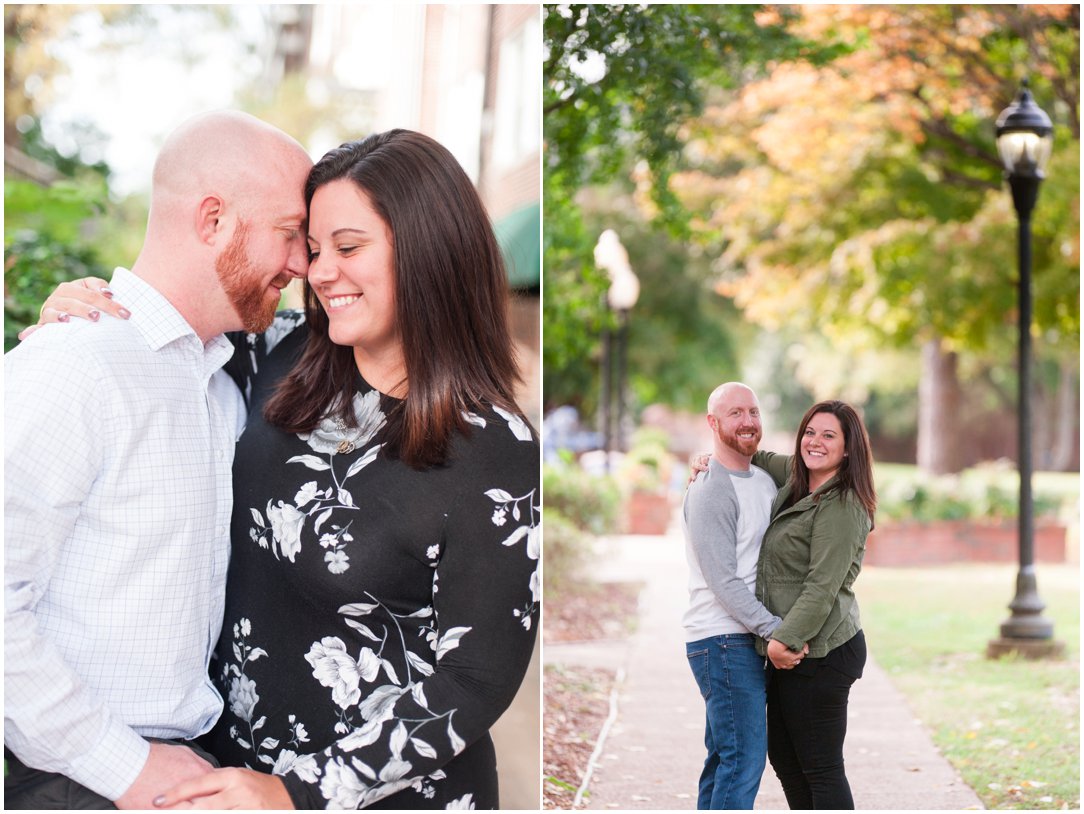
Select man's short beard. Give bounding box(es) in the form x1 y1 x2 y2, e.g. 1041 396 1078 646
215 221 278 334
717 424 760 457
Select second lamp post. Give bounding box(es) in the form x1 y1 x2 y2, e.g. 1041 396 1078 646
594 230 640 469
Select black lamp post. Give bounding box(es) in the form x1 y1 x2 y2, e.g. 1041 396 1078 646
986 80 1063 659
594 230 640 471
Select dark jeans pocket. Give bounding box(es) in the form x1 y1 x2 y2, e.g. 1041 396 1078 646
686 647 711 700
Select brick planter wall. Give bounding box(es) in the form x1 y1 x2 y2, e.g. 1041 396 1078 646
865 520 1068 566
625 491 672 535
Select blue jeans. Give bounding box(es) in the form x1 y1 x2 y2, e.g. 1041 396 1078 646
686 633 767 810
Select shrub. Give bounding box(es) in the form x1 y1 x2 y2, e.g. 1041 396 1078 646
4 177 111 352
542 462 622 535
617 426 678 494
876 466 1067 523
542 508 591 599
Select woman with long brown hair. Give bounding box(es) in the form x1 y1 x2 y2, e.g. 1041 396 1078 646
753 400 876 810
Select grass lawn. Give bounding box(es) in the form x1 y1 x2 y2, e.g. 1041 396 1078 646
859 564 1079 810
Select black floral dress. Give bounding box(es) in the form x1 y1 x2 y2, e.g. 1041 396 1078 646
201 313 540 810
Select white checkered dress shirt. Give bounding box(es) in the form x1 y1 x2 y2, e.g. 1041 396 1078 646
5 267 245 800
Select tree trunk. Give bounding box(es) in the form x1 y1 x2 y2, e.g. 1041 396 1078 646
1050 358 1079 472
917 338 961 474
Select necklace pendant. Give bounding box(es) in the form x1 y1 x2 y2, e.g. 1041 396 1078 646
337 439 356 455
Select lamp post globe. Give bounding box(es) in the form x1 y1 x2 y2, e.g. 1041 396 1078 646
996 80 1054 215
995 81 1053 176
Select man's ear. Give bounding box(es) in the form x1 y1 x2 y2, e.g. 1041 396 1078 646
196 195 225 245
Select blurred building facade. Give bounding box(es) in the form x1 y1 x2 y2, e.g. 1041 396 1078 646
266 4 541 428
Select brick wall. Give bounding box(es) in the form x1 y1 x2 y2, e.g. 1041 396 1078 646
865 520 1070 567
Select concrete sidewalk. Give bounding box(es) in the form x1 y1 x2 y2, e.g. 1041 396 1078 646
544 527 984 810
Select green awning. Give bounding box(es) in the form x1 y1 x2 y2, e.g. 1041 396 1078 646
494 201 540 289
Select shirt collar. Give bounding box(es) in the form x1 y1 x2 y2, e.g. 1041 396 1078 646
108 267 234 369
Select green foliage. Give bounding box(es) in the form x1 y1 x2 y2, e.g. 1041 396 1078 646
875 464 1072 523
5 177 107 243
542 462 624 597
617 427 677 494
541 508 591 600
1031 146 1082 351
16 117 111 180
543 4 845 419
542 463 623 536
544 193 747 413
4 177 112 351
606 209 743 413
545 4 843 222
541 167 611 411
627 426 671 450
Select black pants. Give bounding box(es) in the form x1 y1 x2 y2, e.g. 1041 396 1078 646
4 740 219 810
766 630 866 810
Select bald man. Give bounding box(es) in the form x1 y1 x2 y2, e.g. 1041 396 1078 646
682 382 794 810
5 111 312 809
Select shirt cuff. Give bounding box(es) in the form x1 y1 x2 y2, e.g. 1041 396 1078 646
67 721 150 801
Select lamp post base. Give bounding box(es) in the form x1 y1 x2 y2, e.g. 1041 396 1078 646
986 636 1065 660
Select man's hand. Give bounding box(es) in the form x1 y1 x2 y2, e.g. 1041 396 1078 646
114 743 213 810
767 638 810 670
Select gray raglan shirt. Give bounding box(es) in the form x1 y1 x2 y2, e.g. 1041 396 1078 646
681 457 781 642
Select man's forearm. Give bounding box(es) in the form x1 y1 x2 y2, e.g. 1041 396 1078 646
701 567 781 639
5 598 150 799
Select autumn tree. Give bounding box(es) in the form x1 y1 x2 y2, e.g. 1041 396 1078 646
675 4 1079 471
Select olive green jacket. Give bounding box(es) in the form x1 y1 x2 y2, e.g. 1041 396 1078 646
752 450 871 658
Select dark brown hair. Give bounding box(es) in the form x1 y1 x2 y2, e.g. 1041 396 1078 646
263 129 525 468
786 400 877 526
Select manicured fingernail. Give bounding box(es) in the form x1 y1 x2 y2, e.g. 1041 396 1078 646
101 287 114 298
118 308 131 319
58 312 70 323
89 310 100 321
152 795 166 807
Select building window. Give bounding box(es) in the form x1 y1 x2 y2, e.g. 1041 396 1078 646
493 14 540 171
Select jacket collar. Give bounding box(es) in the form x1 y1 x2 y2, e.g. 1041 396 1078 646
772 473 842 520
